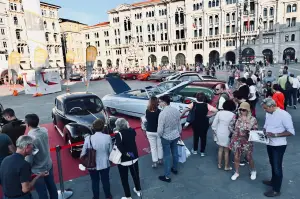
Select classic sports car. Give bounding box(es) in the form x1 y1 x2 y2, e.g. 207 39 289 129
120 72 140 80
52 92 117 158
166 71 217 81
137 71 152 81
102 78 221 122
148 70 175 81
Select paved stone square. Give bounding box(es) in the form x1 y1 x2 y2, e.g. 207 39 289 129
0 67 299 199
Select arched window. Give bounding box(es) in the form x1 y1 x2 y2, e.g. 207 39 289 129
44 21 47 28
200 3 202 9
209 42 212 48
128 20 131 30
270 7 274 16
226 13 230 21
52 22 55 30
292 4 297 12
287 5 291 13
152 11 154 17
209 16 213 24
252 38 256 44
285 35 289 42
212 0 216 7
215 15 219 23
199 18 202 26
233 40 236 46
226 41 229 46
212 42 215 47
208 1 211 8
159 10 161 16
180 11 184 24
146 12 149 17
216 0 219 6
229 41 232 46
13 16 18 25
175 12 179 24
196 3 199 10
263 8 267 16
291 34 295 41
193 4 196 10
216 41 219 47
194 18 197 26
124 21 127 31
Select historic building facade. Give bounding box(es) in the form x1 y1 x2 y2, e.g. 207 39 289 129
0 0 9 74
81 0 300 71
2 0 63 75
59 18 87 67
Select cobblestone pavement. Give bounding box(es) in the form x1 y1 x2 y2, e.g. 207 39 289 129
0 71 299 199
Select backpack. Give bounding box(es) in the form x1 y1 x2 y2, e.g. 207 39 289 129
285 76 293 91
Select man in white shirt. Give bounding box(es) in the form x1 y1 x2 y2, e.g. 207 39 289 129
290 74 300 109
261 98 295 197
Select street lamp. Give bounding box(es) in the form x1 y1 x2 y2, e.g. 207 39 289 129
61 32 67 79
236 2 243 66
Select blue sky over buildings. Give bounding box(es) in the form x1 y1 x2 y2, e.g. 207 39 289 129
44 0 135 25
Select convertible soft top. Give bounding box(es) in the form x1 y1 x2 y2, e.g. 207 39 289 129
106 77 131 94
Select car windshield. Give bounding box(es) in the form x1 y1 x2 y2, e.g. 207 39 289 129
65 97 103 115
149 81 181 96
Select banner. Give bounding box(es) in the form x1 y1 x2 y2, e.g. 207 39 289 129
8 51 21 84
66 51 75 79
22 0 47 70
86 46 97 91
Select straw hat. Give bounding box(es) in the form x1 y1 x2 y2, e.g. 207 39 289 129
239 102 251 112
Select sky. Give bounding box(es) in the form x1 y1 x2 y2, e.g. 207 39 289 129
44 0 137 25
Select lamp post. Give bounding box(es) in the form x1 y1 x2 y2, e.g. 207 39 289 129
61 32 67 79
237 2 243 66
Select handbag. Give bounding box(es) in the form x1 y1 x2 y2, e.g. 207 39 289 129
109 132 123 164
186 102 196 123
80 136 96 169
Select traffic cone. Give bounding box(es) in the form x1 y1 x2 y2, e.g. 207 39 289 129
12 90 18 96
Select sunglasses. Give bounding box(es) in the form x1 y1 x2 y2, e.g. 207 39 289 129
239 108 248 112
215 89 220 91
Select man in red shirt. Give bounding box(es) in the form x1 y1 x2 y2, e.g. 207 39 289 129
272 84 285 110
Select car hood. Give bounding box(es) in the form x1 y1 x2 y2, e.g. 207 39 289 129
157 81 191 97
106 77 132 94
66 111 106 127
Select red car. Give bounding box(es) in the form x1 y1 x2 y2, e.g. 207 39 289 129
120 72 140 80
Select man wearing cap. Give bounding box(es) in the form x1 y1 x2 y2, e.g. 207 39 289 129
261 98 295 197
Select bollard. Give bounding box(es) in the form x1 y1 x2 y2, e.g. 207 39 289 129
56 145 73 199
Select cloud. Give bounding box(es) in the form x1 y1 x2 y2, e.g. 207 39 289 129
59 7 97 25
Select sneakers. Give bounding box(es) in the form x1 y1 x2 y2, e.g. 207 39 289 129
231 173 240 181
133 187 141 197
191 149 198 155
171 168 178 175
121 197 132 199
200 153 205 157
294 105 297 109
152 162 157 168
158 175 171 183
250 171 257 180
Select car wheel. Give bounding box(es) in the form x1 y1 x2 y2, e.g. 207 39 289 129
161 77 166 82
108 107 117 115
132 76 136 80
146 77 150 81
68 138 80 158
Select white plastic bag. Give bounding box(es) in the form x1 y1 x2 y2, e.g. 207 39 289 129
177 140 190 162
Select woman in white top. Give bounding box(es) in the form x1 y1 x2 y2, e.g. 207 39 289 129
211 100 236 170
246 78 257 117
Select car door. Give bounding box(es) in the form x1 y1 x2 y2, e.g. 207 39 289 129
119 90 148 117
55 99 68 135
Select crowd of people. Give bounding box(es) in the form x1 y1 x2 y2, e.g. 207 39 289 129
0 64 298 199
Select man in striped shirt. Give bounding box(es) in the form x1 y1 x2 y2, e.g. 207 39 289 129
157 95 182 183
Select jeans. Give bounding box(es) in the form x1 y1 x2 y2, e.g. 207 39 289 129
146 132 163 162
290 88 298 106
118 161 141 198
282 90 291 109
3 193 32 199
228 77 234 87
34 166 58 199
267 145 287 192
161 137 180 178
89 167 111 199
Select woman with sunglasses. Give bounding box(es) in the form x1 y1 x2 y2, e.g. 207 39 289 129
228 102 258 181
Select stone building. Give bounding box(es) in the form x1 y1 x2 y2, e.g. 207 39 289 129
0 0 9 75
81 0 300 71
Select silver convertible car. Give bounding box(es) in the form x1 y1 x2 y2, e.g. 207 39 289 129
102 77 217 123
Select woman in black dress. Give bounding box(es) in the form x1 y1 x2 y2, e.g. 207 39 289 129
181 92 218 156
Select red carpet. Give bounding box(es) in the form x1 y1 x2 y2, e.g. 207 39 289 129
35 117 193 183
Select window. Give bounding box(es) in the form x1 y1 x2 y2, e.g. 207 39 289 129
176 30 179 39
180 29 185 38
54 34 57 42
209 16 213 24
232 13 235 21
3 41 7 48
263 8 267 17
287 5 291 13
291 34 295 41
199 18 202 26
291 18 296 26
209 28 213 36
52 22 55 30
194 30 198 37
1 29 5 35
292 4 297 12
44 21 47 29
199 29 202 36
45 33 49 41
226 41 229 46
165 33 167 40
285 35 289 42
286 18 291 27
152 34 155 41
16 30 21 40
0 18 2 23
270 7 274 16
13 16 18 25
226 14 230 22
208 1 211 8
216 0 219 6
232 25 235 33
215 15 219 23
269 20 274 30
226 26 230 33
215 27 219 35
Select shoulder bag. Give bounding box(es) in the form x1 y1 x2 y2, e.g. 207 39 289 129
186 102 196 123
80 135 96 169
109 132 123 164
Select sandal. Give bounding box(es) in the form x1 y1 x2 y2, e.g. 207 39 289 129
224 167 233 171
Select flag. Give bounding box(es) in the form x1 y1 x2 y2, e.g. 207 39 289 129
247 16 250 30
